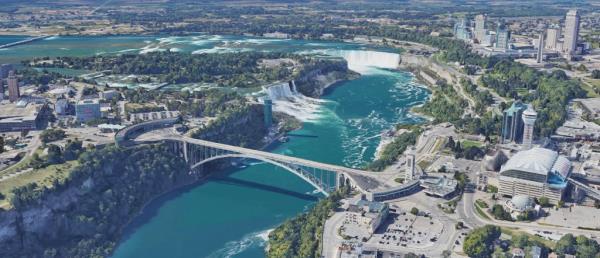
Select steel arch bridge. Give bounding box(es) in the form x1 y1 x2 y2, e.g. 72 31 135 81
162 136 367 196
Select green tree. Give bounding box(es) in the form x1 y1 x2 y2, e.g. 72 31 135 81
463 225 501 258
555 234 576 255
512 234 529 248
537 197 550 207
46 145 63 165
592 69 600 79
0 136 4 153
410 207 419 215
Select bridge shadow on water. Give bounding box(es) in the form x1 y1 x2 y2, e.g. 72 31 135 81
117 168 319 246
210 176 320 202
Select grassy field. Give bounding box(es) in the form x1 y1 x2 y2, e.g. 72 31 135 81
582 79 600 98
0 160 78 209
0 149 42 177
500 227 557 249
474 203 491 220
461 139 483 149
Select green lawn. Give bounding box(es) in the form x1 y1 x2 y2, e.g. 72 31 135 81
474 203 491 220
0 160 78 209
0 149 42 177
461 140 483 149
500 227 557 249
582 79 600 98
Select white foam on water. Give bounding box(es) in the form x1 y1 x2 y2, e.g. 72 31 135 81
169 47 182 52
191 47 254 54
139 45 164 54
207 229 273 258
262 82 328 122
114 48 139 53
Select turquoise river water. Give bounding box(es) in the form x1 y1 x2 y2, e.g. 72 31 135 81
0 35 430 258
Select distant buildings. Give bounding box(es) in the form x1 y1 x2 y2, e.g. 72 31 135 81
536 33 544 63
499 148 571 203
521 105 538 150
563 9 580 55
54 99 70 115
474 14 487 43
129 110 180 123
495 22 510 50
502 101 528 144
453 18 471 41
75 99 101 122
545 25 561 51
100 90 120 101
0 100 47 132
7 71 19 102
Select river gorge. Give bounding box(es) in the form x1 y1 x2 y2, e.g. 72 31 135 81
0 34 430 258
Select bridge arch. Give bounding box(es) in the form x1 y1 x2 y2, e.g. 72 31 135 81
191 153 331 196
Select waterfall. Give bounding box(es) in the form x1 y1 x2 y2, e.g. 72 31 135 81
263 82 297 100
330 50 401 74
261 81 325 122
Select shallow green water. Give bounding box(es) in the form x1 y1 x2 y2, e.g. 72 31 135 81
0 35 429 257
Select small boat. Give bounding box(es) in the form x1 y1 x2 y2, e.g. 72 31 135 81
279 136 290 143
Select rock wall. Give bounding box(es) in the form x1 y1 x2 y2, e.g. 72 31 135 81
0 145 192 258
294 58 356 98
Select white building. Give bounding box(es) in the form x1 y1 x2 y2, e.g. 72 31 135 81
347 199 389 234
563 9 580 55
475 14 487 43
499 148 571 204
545 25 561 50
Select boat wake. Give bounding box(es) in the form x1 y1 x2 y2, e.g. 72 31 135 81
206 229 273 258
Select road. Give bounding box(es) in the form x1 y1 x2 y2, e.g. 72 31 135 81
458 191 600 239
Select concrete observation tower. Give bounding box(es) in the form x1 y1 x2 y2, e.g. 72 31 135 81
521 104 537 150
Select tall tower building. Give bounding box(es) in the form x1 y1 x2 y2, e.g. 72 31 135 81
474 14 487 43
521 105 537 150
263 97 273 128
0 80 4 100
545 25 560 50
563 9 580 55
537 33 544 63
405 147 416 181
7 71 19 102
495 21 510 50
502 101 528 144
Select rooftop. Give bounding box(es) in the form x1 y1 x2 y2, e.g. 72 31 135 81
501 148 559 176
0 101 39 119
77 99 99 105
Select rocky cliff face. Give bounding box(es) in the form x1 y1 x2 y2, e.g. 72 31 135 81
294 58 356 98
0 145 192 258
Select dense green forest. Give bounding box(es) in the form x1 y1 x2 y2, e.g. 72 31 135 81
267 187 349 258
4 144 189 257
367 128 421 171
479 60 586 136
29 52 347 88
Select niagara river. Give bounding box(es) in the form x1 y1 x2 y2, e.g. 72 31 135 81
0 34 430 258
